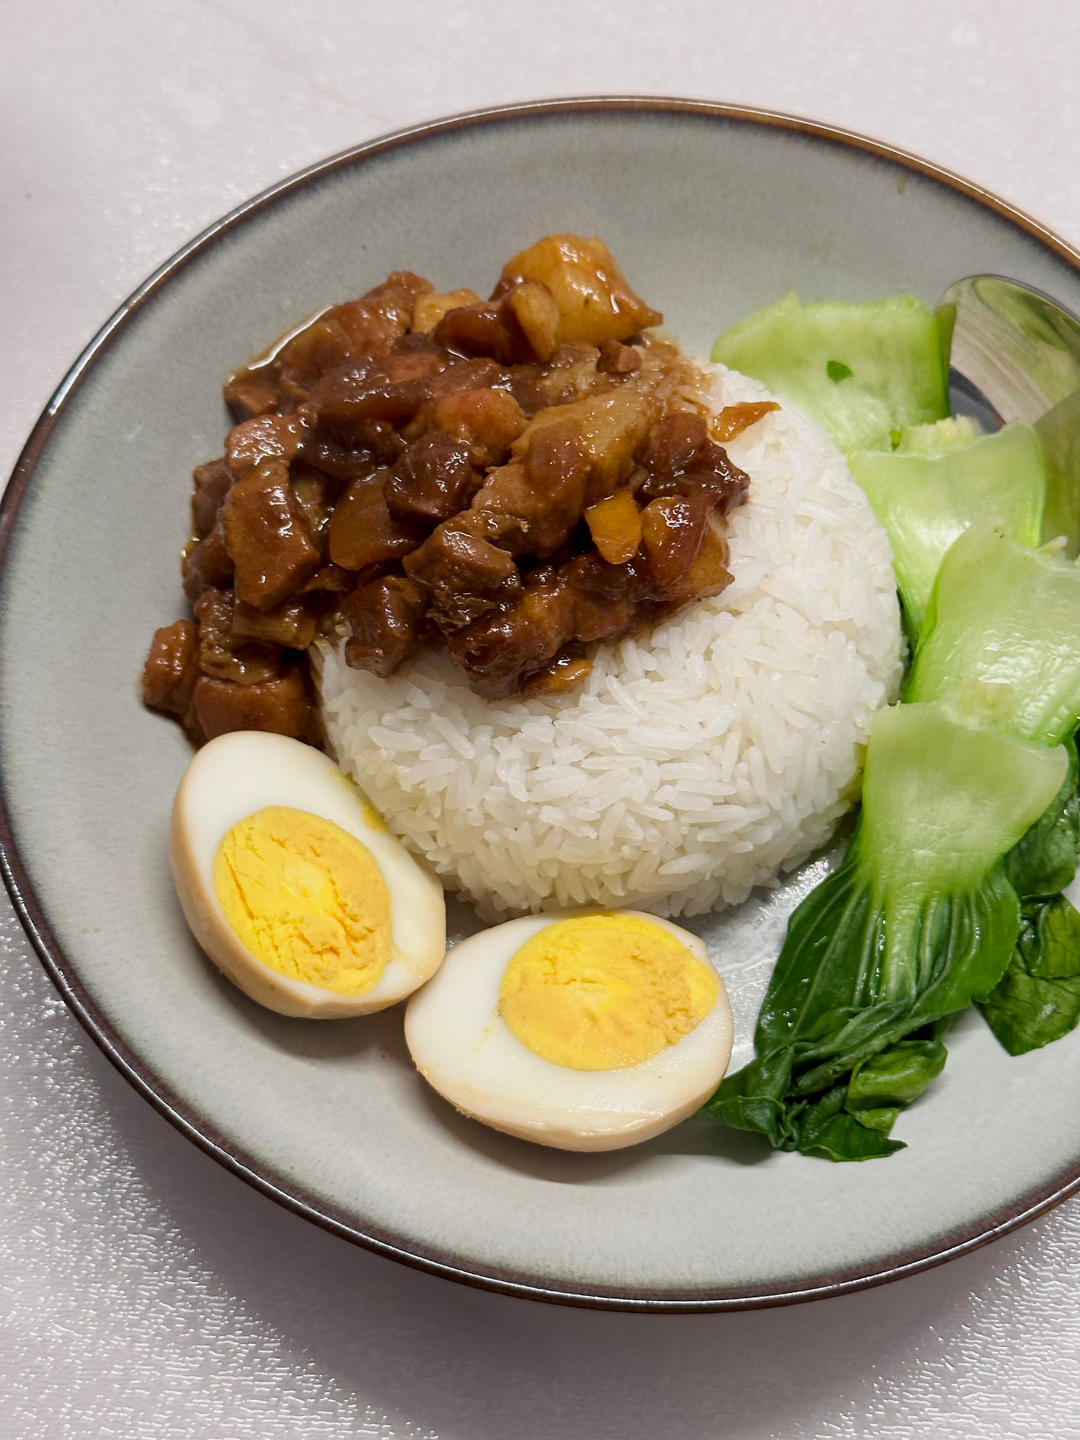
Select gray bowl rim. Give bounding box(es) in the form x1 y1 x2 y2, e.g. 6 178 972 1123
4 95 1080 1313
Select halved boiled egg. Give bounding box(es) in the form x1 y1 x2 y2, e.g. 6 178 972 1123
171 731 446 1017
405 910 733 1151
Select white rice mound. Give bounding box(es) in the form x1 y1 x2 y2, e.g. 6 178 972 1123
318 363 903 920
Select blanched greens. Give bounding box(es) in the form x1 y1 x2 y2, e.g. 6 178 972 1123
705 705 1067 1159
710 293 948 453
849 427 1046 639
981 735 1080 1055
1003 736 1080 898
706 292 1080 1160
894 415 981 453
907 523 1080 746
980 897 1080 1055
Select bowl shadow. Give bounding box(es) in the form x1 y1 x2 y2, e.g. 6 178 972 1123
411 1070 772 1183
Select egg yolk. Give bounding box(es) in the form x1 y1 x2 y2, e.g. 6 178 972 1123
212 806 391 995
498 913 718 1071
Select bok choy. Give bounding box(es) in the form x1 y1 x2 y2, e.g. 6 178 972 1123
707 289 1080 1158
906 522 1080 745
705 704 1067 1160
710 293 949 453
848 427 1046 639
983 735 1080 1057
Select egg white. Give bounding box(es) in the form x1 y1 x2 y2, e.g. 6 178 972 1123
404 911 734 1151
171 730 446 1017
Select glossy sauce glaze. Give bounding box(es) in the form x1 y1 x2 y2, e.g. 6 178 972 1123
144 236 770 745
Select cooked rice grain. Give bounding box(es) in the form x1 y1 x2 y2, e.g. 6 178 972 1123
318 364 903 919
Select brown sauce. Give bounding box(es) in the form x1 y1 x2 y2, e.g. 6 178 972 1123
143 235 763 745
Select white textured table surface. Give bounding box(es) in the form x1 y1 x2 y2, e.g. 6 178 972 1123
4 4 1080 1436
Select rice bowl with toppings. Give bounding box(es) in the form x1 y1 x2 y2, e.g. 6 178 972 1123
318 362 903 919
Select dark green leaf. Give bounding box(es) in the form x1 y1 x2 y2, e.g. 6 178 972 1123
847 1104 902 1135
980 895 1080 1054
704 845 1019 1157
791 1084 905 1160
826 359 854 383
844 1020 950 1134
704 1051 793 1149
705 1062 906 1159
1004 735 1079 899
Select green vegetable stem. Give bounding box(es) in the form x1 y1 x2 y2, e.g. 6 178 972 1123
849 428 1046 640
907 523 1080 746
711 293 948 453
705 704 1066 1160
